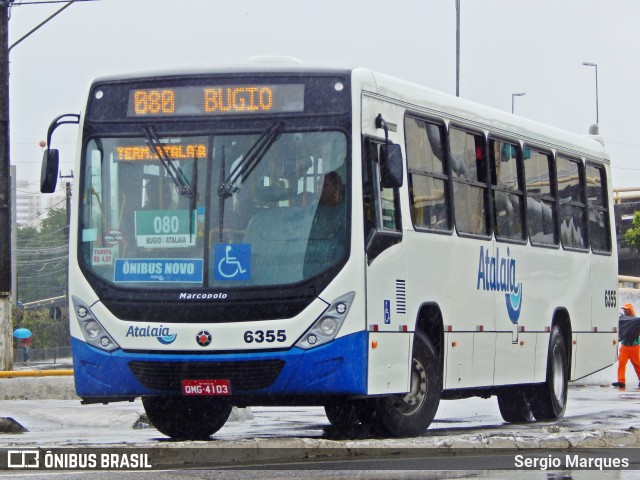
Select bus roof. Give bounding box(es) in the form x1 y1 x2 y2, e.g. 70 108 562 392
355 67 609 163
90 61 609 164
90 60 353 84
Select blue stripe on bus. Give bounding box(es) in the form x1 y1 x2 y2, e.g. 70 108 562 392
72 331 368 398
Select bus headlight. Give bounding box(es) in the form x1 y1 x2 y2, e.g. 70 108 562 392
296 292 355 350
320 317 338 336
84 320 101 338
72 296 120 352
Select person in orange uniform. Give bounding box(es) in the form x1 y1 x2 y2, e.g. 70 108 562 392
613 303 640 388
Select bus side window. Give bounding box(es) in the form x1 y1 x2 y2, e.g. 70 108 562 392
449 127 489 236
363 139 401 229
362 140 376 235
586 163 611 253
81 141 107 265
405 116 450 231
524 148 557 245
490 139 525 240
363 138 402 261
557 155 587 250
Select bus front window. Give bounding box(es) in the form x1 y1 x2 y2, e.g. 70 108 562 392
80 130 348 289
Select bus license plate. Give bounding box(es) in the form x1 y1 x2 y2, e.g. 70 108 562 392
181 379 231 396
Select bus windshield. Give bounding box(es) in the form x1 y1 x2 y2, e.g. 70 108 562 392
80 128 348 289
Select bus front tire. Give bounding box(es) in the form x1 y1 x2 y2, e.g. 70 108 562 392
142 395 232 440
529 325 569 421
324 400 361 429
370 331 442 437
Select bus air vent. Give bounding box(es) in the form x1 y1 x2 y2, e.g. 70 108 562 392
128 360 285 391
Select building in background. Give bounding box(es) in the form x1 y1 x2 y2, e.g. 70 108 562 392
15 179 66 228
15 179 42 228
615 196 640 277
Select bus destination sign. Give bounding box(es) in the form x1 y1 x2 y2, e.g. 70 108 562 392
127 84 305 117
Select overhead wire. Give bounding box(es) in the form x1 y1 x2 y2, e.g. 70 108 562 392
11 0 100 5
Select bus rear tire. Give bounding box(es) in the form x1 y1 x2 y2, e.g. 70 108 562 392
142 395 232 440
529 325 569 421
371 331 441 437
497 388 534 423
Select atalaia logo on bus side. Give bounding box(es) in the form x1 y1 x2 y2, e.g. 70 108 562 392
476 246 523 324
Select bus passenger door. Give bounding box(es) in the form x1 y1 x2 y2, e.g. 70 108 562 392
362 133 411 395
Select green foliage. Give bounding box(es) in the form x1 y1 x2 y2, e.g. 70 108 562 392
40 206 68 235
11 307 70 350
16 207 68 303
624 211 640 253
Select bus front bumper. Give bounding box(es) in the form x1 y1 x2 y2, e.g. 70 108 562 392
72 331 368 399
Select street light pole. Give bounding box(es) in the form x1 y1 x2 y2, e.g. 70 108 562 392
455 0 460 97
511 92 526 114
582 61 599 126
9 1 74 53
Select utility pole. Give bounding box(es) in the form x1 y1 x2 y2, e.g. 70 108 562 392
0 1 11 371
10 164 15 306
61 174 73 234
0 0 77 371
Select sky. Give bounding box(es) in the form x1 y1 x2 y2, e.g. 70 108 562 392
7 0 640 191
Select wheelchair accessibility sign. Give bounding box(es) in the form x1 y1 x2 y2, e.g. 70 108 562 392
213 243 251 281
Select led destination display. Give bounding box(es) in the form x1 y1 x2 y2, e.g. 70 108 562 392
127 84 305 117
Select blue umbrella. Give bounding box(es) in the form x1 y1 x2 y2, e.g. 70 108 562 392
13 328 32 339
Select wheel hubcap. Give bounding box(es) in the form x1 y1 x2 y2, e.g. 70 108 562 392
552 344 566 404
392 355 427 415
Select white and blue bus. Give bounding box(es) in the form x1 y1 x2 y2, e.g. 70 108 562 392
41 59 618 439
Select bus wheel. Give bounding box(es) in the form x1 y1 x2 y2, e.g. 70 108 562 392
497 388 534 423
373 331 441 437
324 400 360 429
529 325 569 421
142 396 232 440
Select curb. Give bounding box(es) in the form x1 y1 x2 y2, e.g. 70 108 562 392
0 370 73 378
0 375 78 401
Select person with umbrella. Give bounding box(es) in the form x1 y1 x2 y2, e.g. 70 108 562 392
13 328 32 366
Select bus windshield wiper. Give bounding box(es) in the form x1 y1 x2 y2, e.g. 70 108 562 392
143 126 193 197
218 121 283 199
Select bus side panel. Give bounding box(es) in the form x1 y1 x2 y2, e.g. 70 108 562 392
411 236 496 390
471 331 496 386
367 332 412 394
493 243 551 385
494 247 592 385
494 332 537 385
573 332 617 380
364 241 412 395
361 95 412 394
585 250 618 379
590 163 618 336
590 252 618 359
443 332 473 388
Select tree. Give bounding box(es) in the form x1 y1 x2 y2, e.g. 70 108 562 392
11 307 70 351
16 207 68 303
624 211 640 253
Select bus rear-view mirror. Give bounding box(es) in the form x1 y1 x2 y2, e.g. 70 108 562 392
40 148 59 193
380 143 403 189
